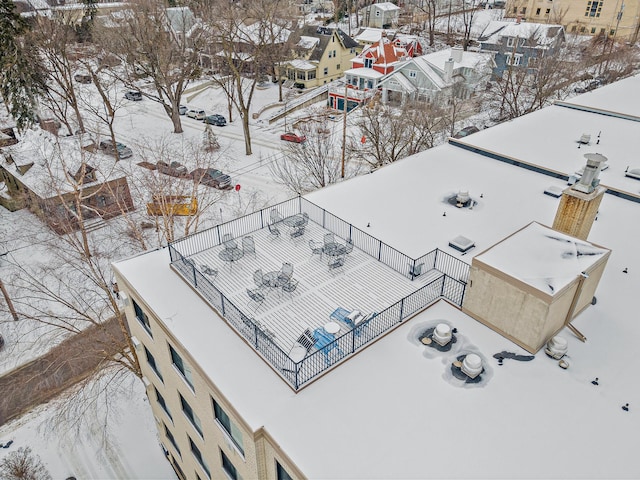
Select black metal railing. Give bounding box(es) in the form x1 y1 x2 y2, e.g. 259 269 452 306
168 197 471 390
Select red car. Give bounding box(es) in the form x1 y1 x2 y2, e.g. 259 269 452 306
280 132 306 143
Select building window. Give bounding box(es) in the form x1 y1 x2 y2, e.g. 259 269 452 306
505 53 522 66
580 26 586 32
276 461 294 480
180 393 203 437
164 423 181 456
545 8 551 14
506 37 515 47
189 437 210 479
336 64 340 70
169 345 194 391
585 0 602 17
520 7 526 14
610 29 616 35
133 299 152 336
409 70 417 78
364 58 373 68
332 50 336 58
220 450 238 480
591 27 597 33
308 70 316 79
375 9 380 16
212 398 244 455
155 387 172 420
328 50 333 58
536 7 541 14
171 455 186 480
296 71 305 80
145 346 163 382
323 67 328 75
513 6 517 13
350 47 355 53
571 25 577 32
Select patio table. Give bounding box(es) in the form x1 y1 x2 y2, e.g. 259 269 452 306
324 243 347 256
219 247 244 266
283 214 305 228
263 271 286 288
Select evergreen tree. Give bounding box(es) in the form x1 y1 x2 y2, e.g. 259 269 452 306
203 123 220 152
0 0 46 130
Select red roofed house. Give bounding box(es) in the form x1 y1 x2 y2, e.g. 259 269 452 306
328 31 413 110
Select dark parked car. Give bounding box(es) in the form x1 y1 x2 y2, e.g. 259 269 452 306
203 114 227 126
574 79 603 94
191 168 232 189
74 73 92 84
124 91 143 101
98 140 133 159
453 126 480 139
156 161 189 178
280 132 307 143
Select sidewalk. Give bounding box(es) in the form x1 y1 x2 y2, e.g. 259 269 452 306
0 316 127 426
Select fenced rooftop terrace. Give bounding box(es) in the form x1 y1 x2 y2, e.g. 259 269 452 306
169 197 470 390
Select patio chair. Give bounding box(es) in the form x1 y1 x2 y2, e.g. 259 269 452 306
296 328 316 351
301 212 309 226
344 239 354 254
278 262 294 284
201 264 218 279
268 222 281 240
242 236 256 257
222 233 237 249
253 268 264 288
309 240 323 260
246 287 266 310
328 254 345 274
409 262 424 278
282 278 299 297
270 209 283 224
324 233 335 246
290 226 305 239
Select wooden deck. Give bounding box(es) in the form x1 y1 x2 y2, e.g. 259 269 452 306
190 221 440 353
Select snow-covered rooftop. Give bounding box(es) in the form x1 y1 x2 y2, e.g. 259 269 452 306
114 73 640 479
479 20 563 46
475 222 610 295
297 35 320 49
286 58 317 70
354 27 396 43
370 1 400 11
344 67 384 79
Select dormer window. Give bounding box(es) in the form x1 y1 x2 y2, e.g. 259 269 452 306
506 37 515 47
364 58 373 68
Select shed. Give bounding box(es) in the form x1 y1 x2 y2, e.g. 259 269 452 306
462 222 610 353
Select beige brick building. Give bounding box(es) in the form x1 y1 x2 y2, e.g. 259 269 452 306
505 0 640 41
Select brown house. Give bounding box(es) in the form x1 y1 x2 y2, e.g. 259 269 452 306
0 130 134 234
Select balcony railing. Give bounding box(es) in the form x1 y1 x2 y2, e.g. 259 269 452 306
168 197 470 390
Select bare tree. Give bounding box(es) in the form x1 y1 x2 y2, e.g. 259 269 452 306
460 4 478 50
357 101 446 168
196 0 291 155
270 117 357 194
416 0 438 46
106 0 206 133
0 446 52 480
29 13 87 135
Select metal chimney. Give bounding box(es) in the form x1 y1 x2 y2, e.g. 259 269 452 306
573 153 607 194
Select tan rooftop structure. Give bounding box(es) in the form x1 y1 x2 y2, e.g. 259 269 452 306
463 222 610 353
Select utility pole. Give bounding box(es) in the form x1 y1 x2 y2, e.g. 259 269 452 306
341 81 348 178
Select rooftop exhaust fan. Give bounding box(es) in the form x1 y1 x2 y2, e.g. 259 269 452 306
432 323 452 346
461 353 483 379
545 336 568 359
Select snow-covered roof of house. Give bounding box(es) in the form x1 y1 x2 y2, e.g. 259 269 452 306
344 67 384 79
351 35 408 68
165 7 195 33
1 130 126 198
370 1 400 11
354 27 397 43
479 20 564 46
475 222 610 295
238 21 291 44
297 35 320 49
286 58 317 70
115 73 640 479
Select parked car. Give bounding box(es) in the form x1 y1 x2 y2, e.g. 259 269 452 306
191 168 232 189
74 73 92 84
186 108 206 120
124 91 143 101
453 126 480 139
574 79 602 94
280 132 307 143
203 114 227 126
156 161 189 178
98 140 133 159
178 105 188 115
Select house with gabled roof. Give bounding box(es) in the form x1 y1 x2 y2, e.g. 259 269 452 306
478 19 565 77
0 130 134 234
360 1 401 29
377 46 494 105
279 26 358 89
328 31 411 110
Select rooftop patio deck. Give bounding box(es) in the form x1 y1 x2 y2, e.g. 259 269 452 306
168 197 469 390
189 220 443 353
